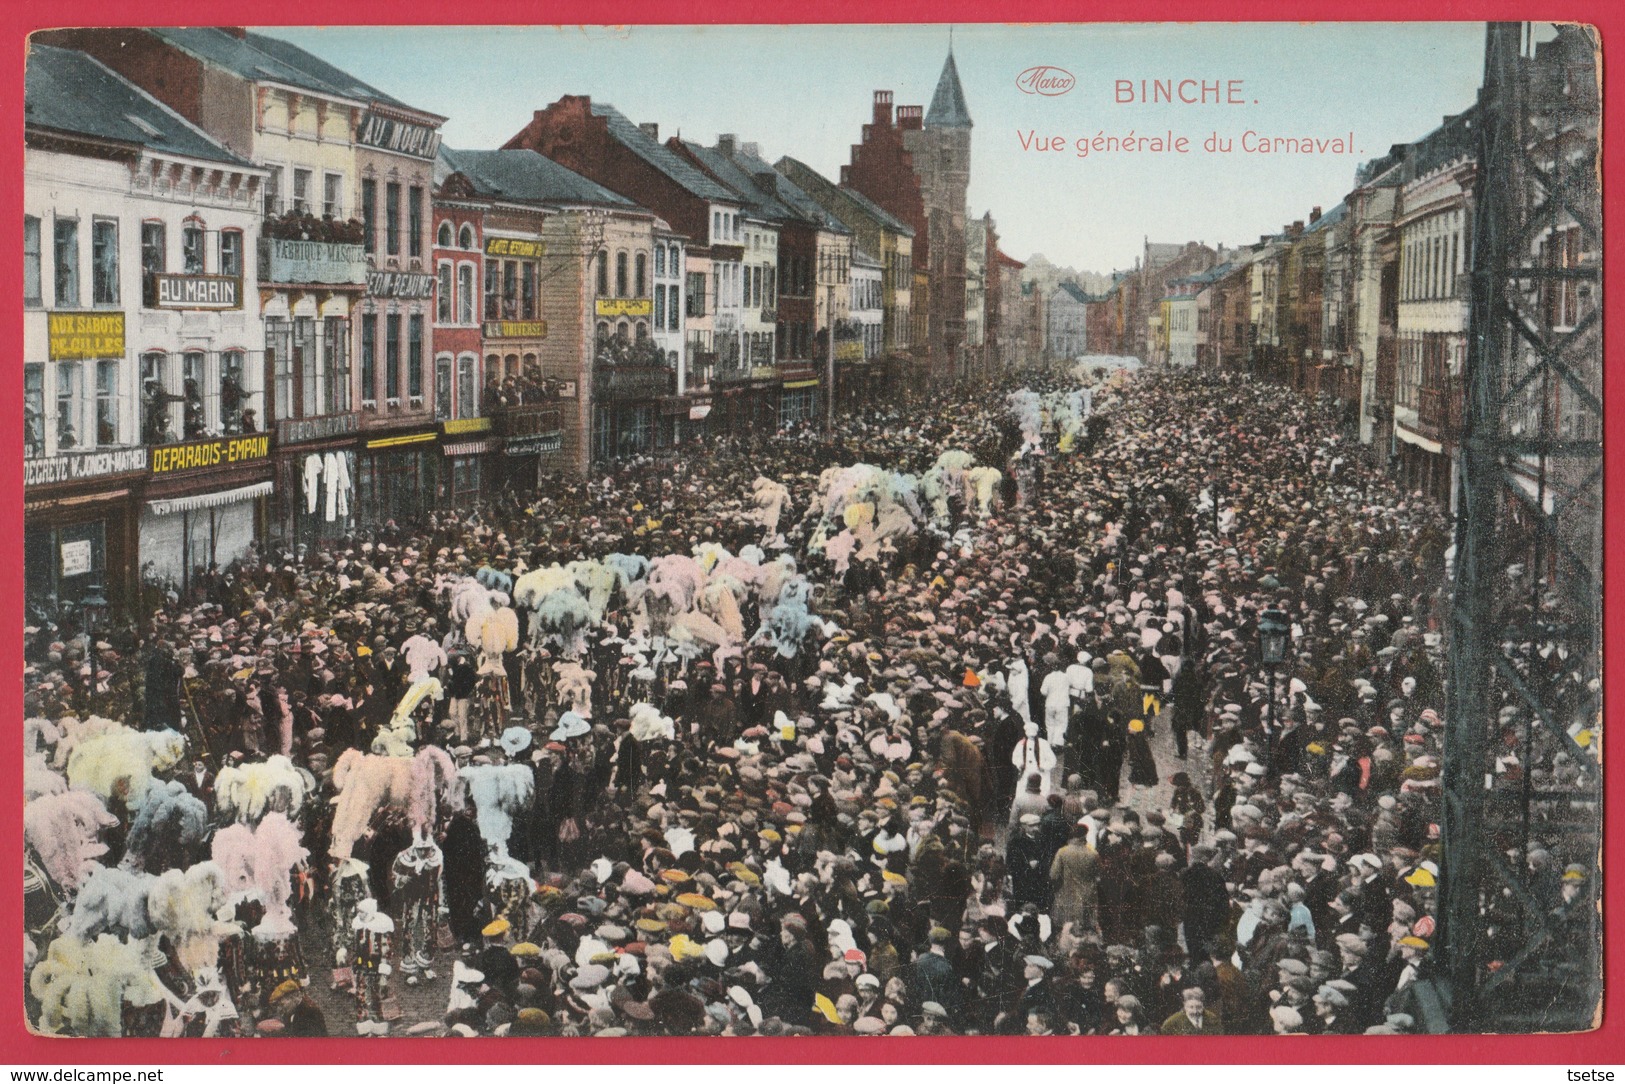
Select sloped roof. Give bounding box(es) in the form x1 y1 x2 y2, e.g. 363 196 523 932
439 147 637 209
681 141 801 224
589 102 738 204
1054 281 1089 304
731 147 850 234
926 50 973 129
26 43 254 167
1303 202 1348 234
147 28 400 107
773 156 914 237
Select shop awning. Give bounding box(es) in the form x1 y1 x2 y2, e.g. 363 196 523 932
442 440 495 457
147 480 274 517
1394 422 1444 455
783 379 820 390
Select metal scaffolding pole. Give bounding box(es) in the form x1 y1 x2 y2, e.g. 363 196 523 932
1435 21 1601 1033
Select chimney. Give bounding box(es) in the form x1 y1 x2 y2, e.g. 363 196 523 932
897 105 923 131
717 134 737 158
873 90 894 127
741 141 759 159
638 122 659 141
1292 220 1304 234
224 26 247 38
1310 205 1322 223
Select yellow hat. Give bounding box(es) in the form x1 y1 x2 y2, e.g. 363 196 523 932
760 829 782 843
787 824 804 834
590 951 619 966
510 942 541 957
814 992 842 1025
668 934 706 962
1398 935 1429 950
1575 729 1594 748
1404 868 1436 888
660 869 691 884
482 918 511 938
1128 719 1146 734
270 979 302 1004
356 645 372 657
676 892 717 911
729 864 760 886
635 917 668 934
1306 742 1327 755
882 870 907 885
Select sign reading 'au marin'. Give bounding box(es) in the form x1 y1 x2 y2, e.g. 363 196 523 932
148 273 242 310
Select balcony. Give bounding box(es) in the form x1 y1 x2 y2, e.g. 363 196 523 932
259 237 367 288
1416 386 1461 437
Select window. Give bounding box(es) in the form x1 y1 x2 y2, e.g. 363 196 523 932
141 222 165 279
54 219 79 307
635 253 647 297
182 351 207 439
616 251 628 297
220 350 249 433
521 262 536 320
322 317 351 415
437 262 453 323
713 211 721 240
686 271 705 317
25 216 43 305
438 221 453 248
655 246 665 277
503 261 518 319
90 219 118 306
361 314 377 404
385 314 401 400
457 356 476 419
435 356 453 421
597 250 609 296
263 166 283 216
141 353 172 443
182 224 205 275
385 182 401 256
361 180 377 254
654 285 665 329
457 264 475 324
292 169 312 214
267 319 292 422
24 364 44 456
324 173 343 219
459 224 475 250
669 285 681 331
220 230 242 277
408 186 423 258
295 318 318 420
56 362 81 450
484 261 499 320
408 314 424 401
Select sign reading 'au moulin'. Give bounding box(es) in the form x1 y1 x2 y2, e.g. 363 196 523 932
356 110 443 159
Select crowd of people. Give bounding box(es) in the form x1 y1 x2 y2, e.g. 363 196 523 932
22 369 1598 1039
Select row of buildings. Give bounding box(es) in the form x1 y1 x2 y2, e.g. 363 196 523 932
1076 27 1597 517
24 29 1038 617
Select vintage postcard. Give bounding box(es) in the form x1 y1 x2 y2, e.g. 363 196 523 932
20 21 1601 1043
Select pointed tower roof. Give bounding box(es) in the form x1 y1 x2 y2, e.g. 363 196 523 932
925 48 972 129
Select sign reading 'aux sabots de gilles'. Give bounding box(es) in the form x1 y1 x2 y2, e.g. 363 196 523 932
47 312 125 360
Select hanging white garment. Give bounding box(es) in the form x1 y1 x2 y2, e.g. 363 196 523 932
303 454 323 515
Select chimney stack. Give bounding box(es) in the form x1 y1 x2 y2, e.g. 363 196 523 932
741 141 759 159
638 122 659 140
225 26 247 38
873 90 894 127
1310 205 1322 223
717 134 736 158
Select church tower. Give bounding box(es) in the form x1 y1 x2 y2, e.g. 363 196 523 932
904 44 973 382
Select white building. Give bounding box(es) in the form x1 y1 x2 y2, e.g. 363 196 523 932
851 248 884 360
25 44 268 606
1046 281 1089 363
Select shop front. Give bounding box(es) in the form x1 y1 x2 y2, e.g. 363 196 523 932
271 413 361 549
141 432 274 591
357 429 440 528
24 447 148 620
438 415 494 506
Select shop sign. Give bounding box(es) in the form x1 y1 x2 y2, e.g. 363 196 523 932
25 447 148 487
262 238 367 286
150 434 272 475
485 237 546 259
836 340 865 361
483 320 548 339
367 270 436 299
356 111 442 159
48 312 125 360
442 416 493 436
60 540 92 577
504 432 562 455
595 297 653 318
277 413 360 445
688 403 713 421
148 274 242 310
750 365 779 381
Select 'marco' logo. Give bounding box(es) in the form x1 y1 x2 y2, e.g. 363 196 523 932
1016 66 1076 96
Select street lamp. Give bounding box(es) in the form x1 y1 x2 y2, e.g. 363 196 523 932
80 584 109 708
1257 606 1290 762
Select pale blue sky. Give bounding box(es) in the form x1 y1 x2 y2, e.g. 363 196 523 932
266 23 1487 273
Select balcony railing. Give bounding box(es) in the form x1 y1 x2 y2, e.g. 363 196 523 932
1416 386 1461 436
490 402 563 440
258 237 367 287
